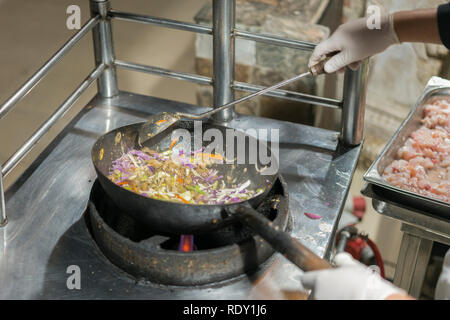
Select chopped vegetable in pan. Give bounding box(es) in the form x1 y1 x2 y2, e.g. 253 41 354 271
108 147 264 205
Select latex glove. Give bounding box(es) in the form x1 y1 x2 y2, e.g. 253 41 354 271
309 14 400 73
300 253 406 300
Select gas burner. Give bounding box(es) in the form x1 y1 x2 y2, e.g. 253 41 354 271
85 176 290 286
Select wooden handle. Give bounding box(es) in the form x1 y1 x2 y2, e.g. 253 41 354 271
309 52 338 76
236 206 332 271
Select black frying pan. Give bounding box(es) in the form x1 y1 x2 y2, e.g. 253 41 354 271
92 120 279 234
92 120 332 272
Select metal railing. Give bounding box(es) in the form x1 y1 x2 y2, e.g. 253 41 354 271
0 0 368 227
0 14 102 227
0 16 100 120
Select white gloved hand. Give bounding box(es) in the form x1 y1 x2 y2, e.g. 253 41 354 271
309 14 400 73
300 253 406 300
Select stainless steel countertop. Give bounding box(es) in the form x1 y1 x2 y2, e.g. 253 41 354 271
0 92 361 299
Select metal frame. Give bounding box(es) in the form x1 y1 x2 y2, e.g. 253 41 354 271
394 223 450 298
374 199 450 298
362 183 450 298
0 0 368 227
90 0 118 98
212 0 235 122
394 227 434 298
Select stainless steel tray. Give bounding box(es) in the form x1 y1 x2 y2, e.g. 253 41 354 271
364 77 450 219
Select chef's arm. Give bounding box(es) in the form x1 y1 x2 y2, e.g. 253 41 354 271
394 8 441 44
309 4 450 74
386 293 416 300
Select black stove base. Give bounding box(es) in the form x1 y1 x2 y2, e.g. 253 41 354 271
85 176 290 286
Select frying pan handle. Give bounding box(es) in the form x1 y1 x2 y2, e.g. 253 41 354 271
236 206 332 271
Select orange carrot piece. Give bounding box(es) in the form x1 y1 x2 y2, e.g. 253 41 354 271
209 153 224 161
156 120 167 126
169 138 179 149
197 153 224 161
175 194 190 204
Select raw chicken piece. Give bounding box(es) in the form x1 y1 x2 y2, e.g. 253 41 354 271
409 157 435 170
422 99 450 131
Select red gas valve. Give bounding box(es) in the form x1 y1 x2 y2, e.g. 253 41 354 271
344 196 366 220
336 226 385 279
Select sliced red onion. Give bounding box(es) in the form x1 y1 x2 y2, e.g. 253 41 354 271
192 146 206 154
211 175 223 182
130 150 151 160
111 166 126 173
304 212 323 220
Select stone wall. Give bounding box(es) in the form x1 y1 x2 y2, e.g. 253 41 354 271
246 0 280 6
343 0 366 22
194 0 332 125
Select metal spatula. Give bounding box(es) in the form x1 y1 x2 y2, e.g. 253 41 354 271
137 55 330 146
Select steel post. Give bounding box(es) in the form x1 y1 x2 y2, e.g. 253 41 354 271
212 0 235 122
341 60 369 146
90 0 119 98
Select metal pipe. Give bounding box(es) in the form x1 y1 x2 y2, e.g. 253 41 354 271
179 71 315 120
114 60 212 85
0 166 6 227
108 11 318 52
335 230 351 254
234 29 316 51
90 0 118 98
114 59 341 109
341 59 369 146
212 0 235 122
2 64 105 177
0 16 100 120
109 10 212 35
233 82 342 109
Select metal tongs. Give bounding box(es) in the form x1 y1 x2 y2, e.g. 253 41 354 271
138 55 331 145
